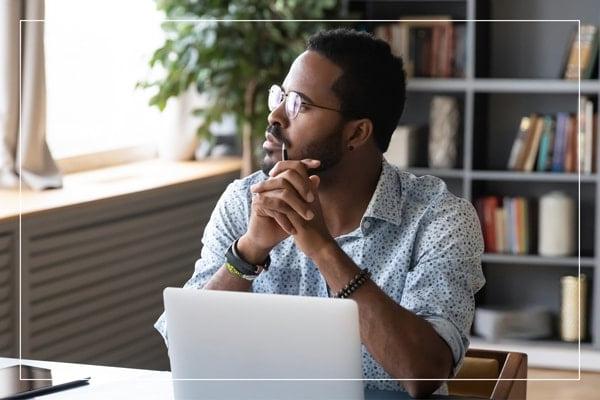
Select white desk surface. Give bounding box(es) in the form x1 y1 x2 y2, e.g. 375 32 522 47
0 357 174 399
0 358 449 399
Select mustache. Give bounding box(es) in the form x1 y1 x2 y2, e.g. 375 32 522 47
267 124 287 145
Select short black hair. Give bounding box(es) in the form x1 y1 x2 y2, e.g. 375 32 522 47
307 28 406 153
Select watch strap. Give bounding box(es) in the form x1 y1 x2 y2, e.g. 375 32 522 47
225 239 270 278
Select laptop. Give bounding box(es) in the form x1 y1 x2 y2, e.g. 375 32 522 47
163 288 364 400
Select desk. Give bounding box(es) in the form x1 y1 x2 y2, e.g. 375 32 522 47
0 358 466 399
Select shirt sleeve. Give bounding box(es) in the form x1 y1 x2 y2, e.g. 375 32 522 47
400 192 485 376
154 177 250 345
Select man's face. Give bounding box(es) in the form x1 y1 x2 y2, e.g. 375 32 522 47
261 51 347 175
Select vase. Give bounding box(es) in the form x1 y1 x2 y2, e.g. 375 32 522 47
158 87 203 161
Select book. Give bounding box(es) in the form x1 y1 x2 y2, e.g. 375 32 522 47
515 114 539 171
584 100 594 174
412 27 432 77
482 196 499 253
594 114 598 173
522 198 529 254
502 197 518 254
523 114 545 172
516 197 529 254
564 114 577 173
563 24 599 80
508 116 532 170
495 206 506 254
453 24 466 78
536 115 555 172
552 113 569 172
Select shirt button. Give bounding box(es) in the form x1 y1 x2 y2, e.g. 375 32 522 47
363 221 371 229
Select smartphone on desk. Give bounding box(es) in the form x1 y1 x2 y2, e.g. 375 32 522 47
0 365 89 399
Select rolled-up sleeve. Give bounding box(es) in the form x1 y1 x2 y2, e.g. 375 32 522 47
154 178 250 345
400 194 485 375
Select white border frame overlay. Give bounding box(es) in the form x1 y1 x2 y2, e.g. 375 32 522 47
19 19 584 384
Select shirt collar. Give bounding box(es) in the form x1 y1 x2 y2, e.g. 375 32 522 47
361 158 404 231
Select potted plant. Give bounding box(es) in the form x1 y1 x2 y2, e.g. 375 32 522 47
138 0 342 176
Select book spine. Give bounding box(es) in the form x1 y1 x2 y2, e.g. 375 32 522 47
536 116 554 172
584 100 594 174
552 113 568 172
494 206 504 253
483 196 498 253
508 116 531 170
582 25 599 79
524 114 545 172
515 114 538 171
564 114 577 173
523 198 529 254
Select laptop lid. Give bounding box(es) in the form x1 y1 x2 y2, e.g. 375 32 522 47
164 288 364 400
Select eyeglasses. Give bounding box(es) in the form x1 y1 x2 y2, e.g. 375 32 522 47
267 84 342 120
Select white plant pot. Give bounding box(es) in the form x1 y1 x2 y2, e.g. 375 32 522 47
158 87 204 161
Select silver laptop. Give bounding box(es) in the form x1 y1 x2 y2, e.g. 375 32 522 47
163 288 364 400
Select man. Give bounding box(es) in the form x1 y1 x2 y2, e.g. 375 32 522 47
155 28 484 397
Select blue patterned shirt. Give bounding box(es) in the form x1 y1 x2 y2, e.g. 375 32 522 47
155 158 485 393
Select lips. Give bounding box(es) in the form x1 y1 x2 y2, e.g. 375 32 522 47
263 132 283 153
262 141 281 153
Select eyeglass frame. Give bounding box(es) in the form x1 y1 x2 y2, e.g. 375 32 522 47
268 84 343 120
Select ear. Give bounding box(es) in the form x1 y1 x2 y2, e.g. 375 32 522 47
344 118 374 150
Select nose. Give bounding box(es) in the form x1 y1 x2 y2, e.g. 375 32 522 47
267 99 290 129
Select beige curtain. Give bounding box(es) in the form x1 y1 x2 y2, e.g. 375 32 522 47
0 0 61 190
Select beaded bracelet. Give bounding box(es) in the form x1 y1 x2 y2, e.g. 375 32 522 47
334 269 371 299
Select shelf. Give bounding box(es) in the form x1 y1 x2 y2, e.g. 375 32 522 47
473 79 600 94
470 337 600 371
405 167 464 179
482 253 596 267
470 170 597 182
406 78 469 92
406 78 600 93
405 169 597 182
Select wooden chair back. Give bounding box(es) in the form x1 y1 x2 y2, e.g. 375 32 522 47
448 349 527 399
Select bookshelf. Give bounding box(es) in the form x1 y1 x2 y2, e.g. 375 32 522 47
345 0 600 369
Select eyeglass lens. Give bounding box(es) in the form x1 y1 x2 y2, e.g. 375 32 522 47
268 85 301 119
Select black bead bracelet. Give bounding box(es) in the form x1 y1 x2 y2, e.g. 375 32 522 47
334 268 371 299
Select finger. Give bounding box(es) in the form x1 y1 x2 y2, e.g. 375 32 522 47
268 159 321 178
285 207 306 231
259 189 314 221
272 211 296 235
252 170 314 202
309 174 320 191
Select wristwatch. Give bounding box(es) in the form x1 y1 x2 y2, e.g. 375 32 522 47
225 239 270 281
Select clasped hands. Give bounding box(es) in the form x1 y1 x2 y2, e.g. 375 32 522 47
249 159 335 259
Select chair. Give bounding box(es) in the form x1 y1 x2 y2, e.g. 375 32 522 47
448 349 528 400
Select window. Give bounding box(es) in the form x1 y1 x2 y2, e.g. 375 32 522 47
45 0 168 161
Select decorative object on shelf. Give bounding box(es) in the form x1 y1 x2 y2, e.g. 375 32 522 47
538 191 575 257
560 274 588 342
474 307 553 341
384 125 418 168
428 95 459 169
562 24 598 80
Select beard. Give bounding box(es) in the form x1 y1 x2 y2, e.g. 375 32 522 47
261 122 344 176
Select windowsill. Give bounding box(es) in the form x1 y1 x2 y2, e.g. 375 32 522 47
0 157 242 223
